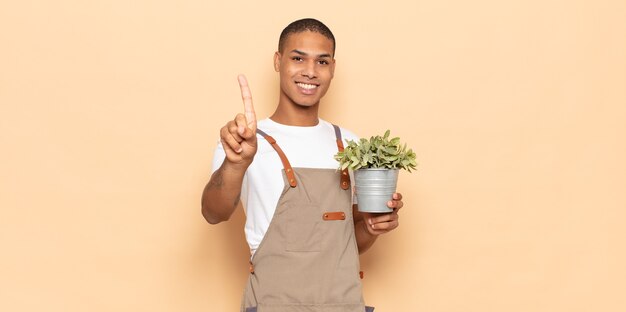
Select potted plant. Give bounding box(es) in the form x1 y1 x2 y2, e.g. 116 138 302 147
334 130 417 213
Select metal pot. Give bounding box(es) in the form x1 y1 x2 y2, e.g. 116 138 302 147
354 168 399 213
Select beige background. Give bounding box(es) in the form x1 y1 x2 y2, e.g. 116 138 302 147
1 0 625 311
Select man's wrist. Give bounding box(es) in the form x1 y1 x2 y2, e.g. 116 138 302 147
223 158 252 173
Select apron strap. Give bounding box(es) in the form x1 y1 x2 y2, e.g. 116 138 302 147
256 129 297 188
332 124 351 190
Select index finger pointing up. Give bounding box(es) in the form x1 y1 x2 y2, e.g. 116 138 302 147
237 74 257 131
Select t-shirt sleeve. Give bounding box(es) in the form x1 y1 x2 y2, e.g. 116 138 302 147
211 140 226 174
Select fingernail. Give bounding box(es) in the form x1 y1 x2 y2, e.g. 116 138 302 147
388 201 393 206
238 126 244 134
368 218 373 225
236 147 242 153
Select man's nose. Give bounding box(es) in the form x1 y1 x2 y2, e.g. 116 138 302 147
301 61 317 78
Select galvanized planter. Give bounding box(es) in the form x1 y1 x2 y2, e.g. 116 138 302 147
354 168 399 213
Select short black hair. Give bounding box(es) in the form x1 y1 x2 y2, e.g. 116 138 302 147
278 18 336 55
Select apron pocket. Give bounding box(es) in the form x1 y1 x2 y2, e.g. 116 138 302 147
285 203 322 252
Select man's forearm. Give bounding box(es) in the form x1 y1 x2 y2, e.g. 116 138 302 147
201 160 247 224
353 205 379 254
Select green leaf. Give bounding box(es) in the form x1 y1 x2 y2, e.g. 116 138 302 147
333 130 418 172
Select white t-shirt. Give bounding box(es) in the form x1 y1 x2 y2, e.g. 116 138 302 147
211 118 359 255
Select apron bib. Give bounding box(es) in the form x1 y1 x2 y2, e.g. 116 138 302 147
241 125 374 312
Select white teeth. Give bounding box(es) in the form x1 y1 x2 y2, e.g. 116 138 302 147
297 83 317 90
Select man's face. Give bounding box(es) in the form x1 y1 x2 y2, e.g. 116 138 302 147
274 31 335 108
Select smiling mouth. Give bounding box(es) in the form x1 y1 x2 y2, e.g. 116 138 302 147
296 82 318 90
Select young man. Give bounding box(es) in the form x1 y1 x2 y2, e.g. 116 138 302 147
202 18 404 312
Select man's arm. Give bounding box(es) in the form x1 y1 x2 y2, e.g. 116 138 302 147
353 193 404 254
201 160 247 224
201 75 257 225
353 205 378 253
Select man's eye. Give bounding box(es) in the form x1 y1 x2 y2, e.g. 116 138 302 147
292 57 303 61
318 60 329 65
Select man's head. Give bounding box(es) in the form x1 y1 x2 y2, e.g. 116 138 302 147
274 18 336 109
278 18 336 56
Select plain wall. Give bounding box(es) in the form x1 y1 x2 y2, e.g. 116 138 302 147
1 0 625 311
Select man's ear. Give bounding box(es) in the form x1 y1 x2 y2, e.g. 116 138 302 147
273 52 281 72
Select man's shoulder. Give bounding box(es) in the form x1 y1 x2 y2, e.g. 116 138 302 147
256 118 274 129
318 119 359 142
339 126 359 142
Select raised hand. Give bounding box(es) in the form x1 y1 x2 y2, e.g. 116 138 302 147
220 75 258 167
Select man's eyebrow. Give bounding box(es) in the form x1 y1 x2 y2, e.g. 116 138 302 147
290 49 332 58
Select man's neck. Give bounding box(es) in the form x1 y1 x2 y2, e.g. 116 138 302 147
270 101 320 126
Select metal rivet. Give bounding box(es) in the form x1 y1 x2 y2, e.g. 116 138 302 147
286 168 291 172
342 172 348 175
